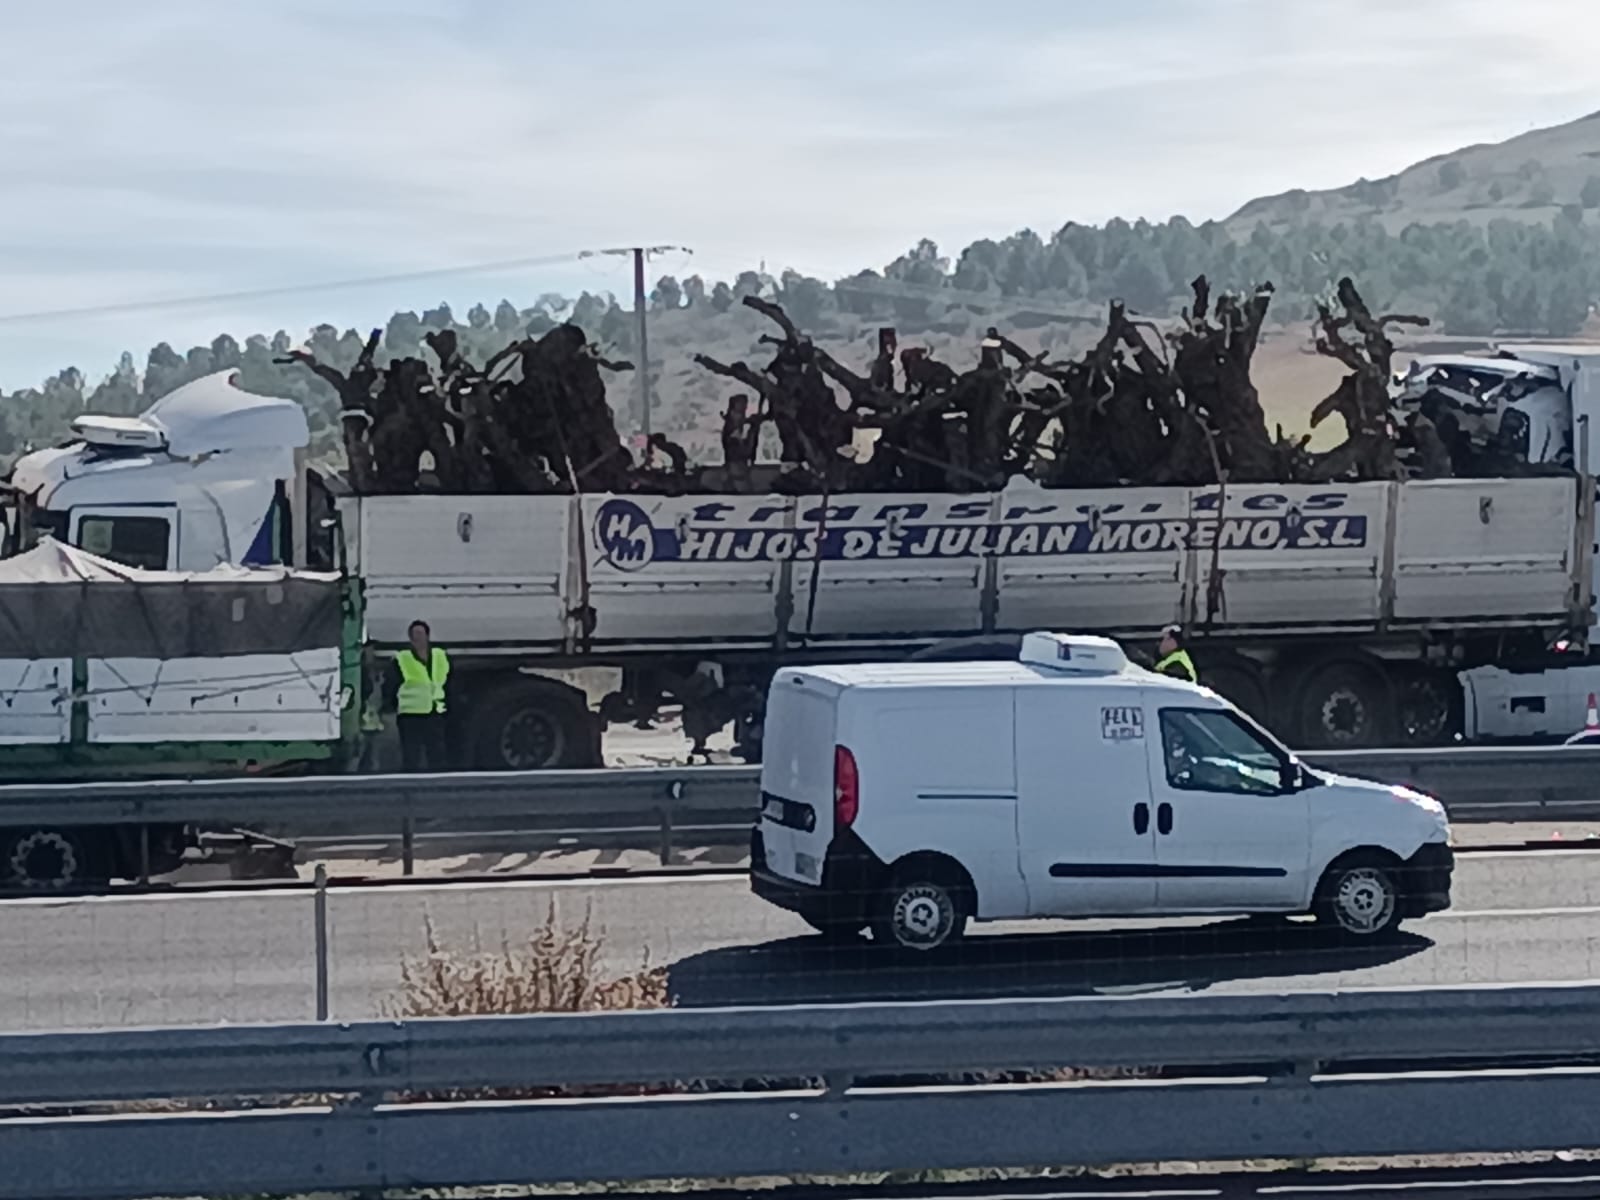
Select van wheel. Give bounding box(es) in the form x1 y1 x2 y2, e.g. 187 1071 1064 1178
1314 852 1403 939
871 861 971 953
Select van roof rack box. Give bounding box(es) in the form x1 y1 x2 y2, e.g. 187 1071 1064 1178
1019 631 1128 674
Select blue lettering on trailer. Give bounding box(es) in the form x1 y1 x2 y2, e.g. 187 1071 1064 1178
593 497 1369 572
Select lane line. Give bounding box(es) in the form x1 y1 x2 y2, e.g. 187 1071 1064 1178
1436 904 1600 920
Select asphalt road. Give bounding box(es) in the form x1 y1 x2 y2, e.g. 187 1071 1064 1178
6 848 1600 1032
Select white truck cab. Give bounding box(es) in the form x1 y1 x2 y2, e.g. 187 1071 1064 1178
4 370 311 572
751 632 1453 951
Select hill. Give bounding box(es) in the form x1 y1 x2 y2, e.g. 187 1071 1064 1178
1231 109 1600 231
7 113 1600 468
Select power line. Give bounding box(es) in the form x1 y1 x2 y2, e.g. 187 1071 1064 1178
0 250 596 327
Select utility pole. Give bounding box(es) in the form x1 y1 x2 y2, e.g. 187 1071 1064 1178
581 244 690 446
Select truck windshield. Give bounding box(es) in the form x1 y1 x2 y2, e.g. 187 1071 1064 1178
8 506 68 554
33 509 68 545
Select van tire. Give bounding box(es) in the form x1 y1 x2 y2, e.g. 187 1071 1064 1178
870 857 973 954
1313 851 1404 939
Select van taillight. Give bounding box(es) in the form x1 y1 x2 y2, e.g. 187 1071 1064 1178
833 744 859 828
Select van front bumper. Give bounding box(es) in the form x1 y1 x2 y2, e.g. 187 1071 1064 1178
1400 841 1453 916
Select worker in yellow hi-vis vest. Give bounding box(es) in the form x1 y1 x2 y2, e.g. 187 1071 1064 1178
1154 624 1198 683
384 619 451 772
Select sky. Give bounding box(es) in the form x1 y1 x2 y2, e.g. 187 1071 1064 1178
2 0 1598 389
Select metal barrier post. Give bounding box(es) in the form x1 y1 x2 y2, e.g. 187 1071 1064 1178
312 863 330 1021
401 817 416 876
659 780 684 866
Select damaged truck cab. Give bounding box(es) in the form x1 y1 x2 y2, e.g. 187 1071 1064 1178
0 372 361 889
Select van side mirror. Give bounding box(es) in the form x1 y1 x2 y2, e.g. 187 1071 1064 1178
1280 762 1302 793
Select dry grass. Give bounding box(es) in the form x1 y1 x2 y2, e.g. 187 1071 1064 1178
386 902 670 1019
383 906 1140 1100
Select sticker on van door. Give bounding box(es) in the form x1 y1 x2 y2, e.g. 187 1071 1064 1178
1101 706 1145 741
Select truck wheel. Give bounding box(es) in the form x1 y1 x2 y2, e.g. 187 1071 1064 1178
468 681 600 771
1197 658 1267 722
1293 659 1392 748
871 858 972 953
1313 852 1403 939
2 829 110 892
732 707 764 764
1394 668 1462 746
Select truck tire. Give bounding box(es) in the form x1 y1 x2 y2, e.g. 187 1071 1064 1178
2 828 111 892
1292 658 1393 749
1195 656 1268 723
1393 667 1462 746
467 680 601 771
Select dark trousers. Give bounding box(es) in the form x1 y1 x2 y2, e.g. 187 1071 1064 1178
397 714 448 773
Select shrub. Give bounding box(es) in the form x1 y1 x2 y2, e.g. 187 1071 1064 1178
387 902 669 1019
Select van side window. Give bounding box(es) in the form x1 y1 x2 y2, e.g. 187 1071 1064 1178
1158 708 1285 796
78 515 171 571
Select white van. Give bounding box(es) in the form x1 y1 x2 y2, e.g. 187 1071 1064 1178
751 632 1452 951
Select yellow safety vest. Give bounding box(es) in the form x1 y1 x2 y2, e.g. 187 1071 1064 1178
396 648 450 716
1155 649 1197 682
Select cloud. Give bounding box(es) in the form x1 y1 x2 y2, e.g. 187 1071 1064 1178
1 0 1596 386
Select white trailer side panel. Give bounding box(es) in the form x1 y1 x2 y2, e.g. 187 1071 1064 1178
995 485 1187 633
1195 483 1386 628
355 496 570 648
0 660 70 744
1392 478 1575 622
87 650 340 743
787 493 991 637
345 475 1585 652
582 493 788 645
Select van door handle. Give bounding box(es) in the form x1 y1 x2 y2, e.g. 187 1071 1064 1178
1157 802 1174 835
1133 803 1150 835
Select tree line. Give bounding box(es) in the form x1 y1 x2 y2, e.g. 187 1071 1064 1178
3 210 1597 464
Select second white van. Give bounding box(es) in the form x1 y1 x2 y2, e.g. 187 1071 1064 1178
751 632 1452 951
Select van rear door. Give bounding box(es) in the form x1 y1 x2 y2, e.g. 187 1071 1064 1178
756 671 838 888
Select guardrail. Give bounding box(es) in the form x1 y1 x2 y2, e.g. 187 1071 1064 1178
0 745 1595 876
6 983 1600 1199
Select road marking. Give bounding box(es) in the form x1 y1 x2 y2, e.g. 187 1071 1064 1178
1437 904 1600 920
0 869 750 909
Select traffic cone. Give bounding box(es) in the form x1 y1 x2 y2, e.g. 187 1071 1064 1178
1585 693 1599 733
